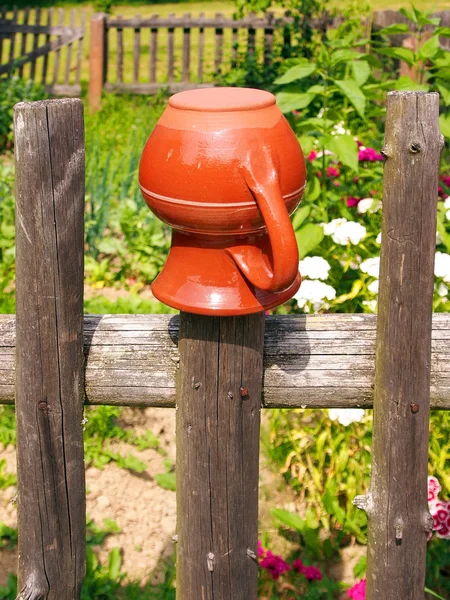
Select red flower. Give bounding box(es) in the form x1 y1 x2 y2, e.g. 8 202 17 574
326 166 340 178
348 579 366 600
260 551 290 580
301 565 322 581
358 147 383 162
308 150 317 162
347 196 361 207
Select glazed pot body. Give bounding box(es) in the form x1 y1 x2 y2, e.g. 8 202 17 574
139 88 306 315
139 103 305 236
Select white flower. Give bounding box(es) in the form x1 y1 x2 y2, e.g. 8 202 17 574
328 408 365 426
322 218 367 245
375 232 382 245
446 210 450 221
357 198 381 214
294 280 336 309
299 256 331 281
436 231 443 246
363 300 377 313
434 252 450 283
444 197 450 210
331 121 351 136
368 279 379 294
436 282 448 297
360 257 380 278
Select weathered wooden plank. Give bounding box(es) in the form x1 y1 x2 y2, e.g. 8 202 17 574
182 13 190 82
133 14 140 84
104 81 214 94
0 6 7 64
214 12 224 71
248 24 256 55
116 16 123 82
75 11 85 85
1 313 450 408
52 8 63 85
7 6 17 65
362 92 441 600
29 6 40 79
231 26 238 67
197 12 204 80
177 312 263 600
263 26 273 65
0 23 83 35
14 98 85 600
18 7 29 78
149 14 158 82
105 15 284 30
64 9 75 85
167 13 175 82
88 12 105 111
41 7 52 84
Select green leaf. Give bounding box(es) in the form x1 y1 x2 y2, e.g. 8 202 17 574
439 112 450 139
353 555 367 578
331 49 365 67
275 90 316 113
271 508 305 531
436 80 450 106
305 176 321 203
108 547 122 580
297 134 315 156
326 134 359 172
274 63 317 85
435 26 450 38
399 7 417 23
292 206 310 230
295 223 324 259
351 60 371 86
333 79 366 118
394 76 429 92
424 588 447 600
377 23 409 35
377 47 415 66
307 84 325 94
155 472 177 491
118 453 147 473
323 482 346 523
418 35 440 60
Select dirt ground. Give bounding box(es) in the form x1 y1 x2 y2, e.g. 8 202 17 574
0 408 363 594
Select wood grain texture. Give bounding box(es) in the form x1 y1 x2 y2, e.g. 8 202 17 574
14 99 85 600
88 13 105 111
150 14 158 82
167 13 175 82
133 15 140 84
1 314 450 409
182 13 190 82
364 92 441 600
197 13 205 80
176 312 264 600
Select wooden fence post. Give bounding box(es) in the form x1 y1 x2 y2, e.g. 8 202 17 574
14 99 86 599
88 13 106 112
176 312 264 600
355 92 442 599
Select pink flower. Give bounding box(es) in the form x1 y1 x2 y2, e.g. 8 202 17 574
347 196 361 207
292 559 322 581
440 175 450 187
348 579 366 600
301 565 322 581
292 559 303 573
260 551 290 580
308 150 317 162
438 185 448 199
428 476 442 502
327 166 340 178
258 540 266 558
358 147 383 162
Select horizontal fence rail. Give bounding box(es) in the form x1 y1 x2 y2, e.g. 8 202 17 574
0 6 85 95
1 313 450 409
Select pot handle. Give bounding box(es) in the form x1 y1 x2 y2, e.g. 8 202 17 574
226 147 299 293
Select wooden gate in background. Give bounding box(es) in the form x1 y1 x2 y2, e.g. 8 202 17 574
0 7 85 96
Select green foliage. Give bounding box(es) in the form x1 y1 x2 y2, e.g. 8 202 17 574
0 163 15 313
0 77 48 152
155 459 176 491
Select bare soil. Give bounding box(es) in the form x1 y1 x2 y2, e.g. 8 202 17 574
0 408 362 594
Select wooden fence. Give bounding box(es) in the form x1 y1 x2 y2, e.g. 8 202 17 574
88 9 450 109
0 90 446 598
0 6 85 95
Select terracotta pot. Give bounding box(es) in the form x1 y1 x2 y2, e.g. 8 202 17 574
139 87 306 315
